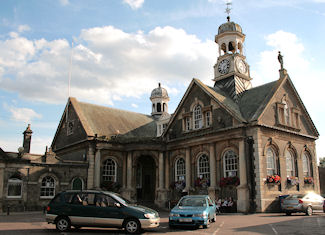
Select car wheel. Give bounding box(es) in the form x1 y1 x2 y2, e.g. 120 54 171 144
55 216 71 232
211 213 216 222
306 206 312 216
124 219 141 234
285 212 291 216
203 218 210 229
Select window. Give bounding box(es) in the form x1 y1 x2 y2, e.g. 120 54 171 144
302 152 312 177
205 111 211 127
72 177 83 190
103 158 117 182
157 103 161 112
223 150 238 177
266 148 277 176
285 150 296 177
198 154 210 180
67 120 74 135
185 117 191 131
7 178 22 198
193 105 203 129
175 158 186 181
40 176 55 198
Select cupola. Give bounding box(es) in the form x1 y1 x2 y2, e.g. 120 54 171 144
150 83 170 118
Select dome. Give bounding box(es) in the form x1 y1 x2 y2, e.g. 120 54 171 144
218 17 242 35
150 83 169 100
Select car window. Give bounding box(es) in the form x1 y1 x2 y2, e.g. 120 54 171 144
110 193 131 206
287 194 304 199
179 198 206 207
71 193 96 206
63 193 74 203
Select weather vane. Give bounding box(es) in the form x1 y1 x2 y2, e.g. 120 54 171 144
225 1 232 21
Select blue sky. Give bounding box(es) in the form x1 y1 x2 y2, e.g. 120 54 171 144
0 0 324 161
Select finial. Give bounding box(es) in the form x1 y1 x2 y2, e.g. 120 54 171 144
278 51 284 70
225 2 232 19
158 82 161 88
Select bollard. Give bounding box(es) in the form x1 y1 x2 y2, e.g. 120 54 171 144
7 206 10 216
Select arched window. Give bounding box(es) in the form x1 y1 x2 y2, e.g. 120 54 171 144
157 103 161 112
266 148 277 176
302 152 312 177
40 176 55 198
197 154 210 180
7 177 22 198
223 150 238 177
175 158 186 181
285 150 296 177
103 158 117 182
193 105 203 129
72 177 84 190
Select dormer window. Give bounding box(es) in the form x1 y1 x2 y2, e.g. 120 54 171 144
67 120 74 136
193 105 203 129
205 111 211 127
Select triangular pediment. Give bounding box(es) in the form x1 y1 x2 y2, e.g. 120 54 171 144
163 78 246 139
257 73 318 138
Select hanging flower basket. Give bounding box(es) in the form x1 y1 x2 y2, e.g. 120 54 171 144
287 176 299 186
266 175 281 185
304 177 313 184
170 180 186 191
195 177 210 188
219 176 240 187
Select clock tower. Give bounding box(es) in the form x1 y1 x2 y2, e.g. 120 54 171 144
213 16 252 102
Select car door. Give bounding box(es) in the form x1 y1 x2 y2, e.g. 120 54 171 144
92 193 124 227
68 192 98 226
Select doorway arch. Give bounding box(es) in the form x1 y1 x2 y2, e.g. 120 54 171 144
136 155 156 203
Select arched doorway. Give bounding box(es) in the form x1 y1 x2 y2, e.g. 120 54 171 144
136 155 156 203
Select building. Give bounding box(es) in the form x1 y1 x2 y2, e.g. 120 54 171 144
0 17 320 213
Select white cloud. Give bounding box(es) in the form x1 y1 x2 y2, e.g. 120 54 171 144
252 30 325 160
59 0 70 6
131 103 138 108
8 107 42 123
123 0 144 9
18 24 31 33
0 25 216 106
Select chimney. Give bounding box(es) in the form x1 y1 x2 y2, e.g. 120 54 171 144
23 124 33 153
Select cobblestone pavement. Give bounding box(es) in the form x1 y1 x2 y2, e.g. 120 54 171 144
0 211 324 234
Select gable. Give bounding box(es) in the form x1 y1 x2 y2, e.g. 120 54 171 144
259 77 318 138
51 100 88 151
166 81 240 140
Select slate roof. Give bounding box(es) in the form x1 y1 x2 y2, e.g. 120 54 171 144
74 99 157 140
238 80 279 121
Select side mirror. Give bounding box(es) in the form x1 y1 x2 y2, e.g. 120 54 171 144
115 203 121 208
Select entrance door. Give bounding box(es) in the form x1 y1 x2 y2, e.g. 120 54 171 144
136 156 156 202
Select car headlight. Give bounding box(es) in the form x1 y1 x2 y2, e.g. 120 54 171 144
193 212 208 218
169 213 180 217
144 213 156 219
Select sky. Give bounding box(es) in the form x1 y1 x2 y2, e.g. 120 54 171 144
0 0 324 161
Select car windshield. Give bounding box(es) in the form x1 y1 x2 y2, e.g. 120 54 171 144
109 193 131 206
178 197 206 207
287 194 304 199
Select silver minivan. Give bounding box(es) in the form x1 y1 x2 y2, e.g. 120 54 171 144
281 192 324 216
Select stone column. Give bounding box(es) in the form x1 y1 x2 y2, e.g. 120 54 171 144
87 144 95 189
237 139 249 213
159 152 164 189
127 152 132 189
165 153 170 190
208 143 216 200
94 149 101 189
185 148 191 191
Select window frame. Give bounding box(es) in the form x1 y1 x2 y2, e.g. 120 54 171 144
175 158 186 182
285 150 297 177
302 152 312 177
7 178 23 199
197 154 210 180
266 148 277 176
223 150 238 177
40 176 56 199
193 105 203 129
103 158 117 182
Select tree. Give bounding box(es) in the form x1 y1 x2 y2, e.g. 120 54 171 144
319 157 325 168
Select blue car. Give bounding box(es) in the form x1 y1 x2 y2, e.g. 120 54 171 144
169 195 216 229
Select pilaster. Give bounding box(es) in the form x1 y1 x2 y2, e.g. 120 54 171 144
87 145 95 189
237 139 249 213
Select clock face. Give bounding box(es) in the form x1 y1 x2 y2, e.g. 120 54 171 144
218 59 230 74
236 59 247 74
